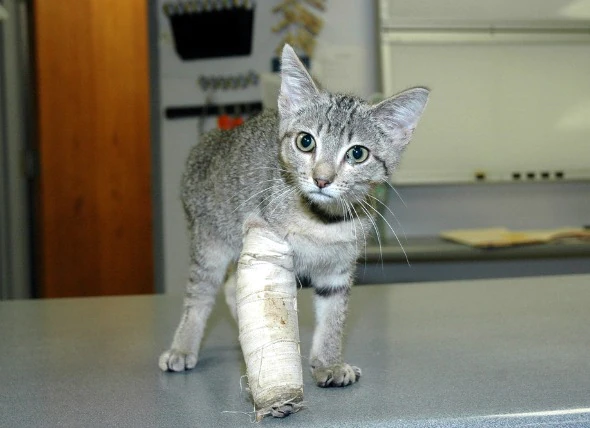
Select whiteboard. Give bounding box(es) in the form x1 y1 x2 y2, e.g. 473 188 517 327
380 31 590 184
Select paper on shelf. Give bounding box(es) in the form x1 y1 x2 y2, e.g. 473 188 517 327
440 227 590 248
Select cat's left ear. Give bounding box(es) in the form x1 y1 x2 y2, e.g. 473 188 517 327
279 44 319 117
371 87 430 146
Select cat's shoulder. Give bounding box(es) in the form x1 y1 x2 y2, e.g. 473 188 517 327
236 109 279 137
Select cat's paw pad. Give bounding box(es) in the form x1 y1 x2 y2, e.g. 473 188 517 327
158 349 198 372
311 363 362 387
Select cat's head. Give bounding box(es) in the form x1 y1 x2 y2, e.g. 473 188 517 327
277 44 429 210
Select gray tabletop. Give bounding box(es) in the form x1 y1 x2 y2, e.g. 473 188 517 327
2 275 590 427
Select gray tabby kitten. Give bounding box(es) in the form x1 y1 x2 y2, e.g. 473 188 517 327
159 45 429 389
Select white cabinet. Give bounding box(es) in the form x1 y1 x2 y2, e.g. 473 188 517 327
378 0 590 184
379 0 590 28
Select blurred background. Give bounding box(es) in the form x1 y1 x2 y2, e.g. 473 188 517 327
1 0 589 300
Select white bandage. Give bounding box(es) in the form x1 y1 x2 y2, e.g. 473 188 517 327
236 226 303 418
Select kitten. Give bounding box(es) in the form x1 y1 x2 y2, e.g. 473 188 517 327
159 44 429 390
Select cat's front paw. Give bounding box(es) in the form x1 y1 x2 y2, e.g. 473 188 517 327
158 349 198 372
269 403 299 418
311 362 362 387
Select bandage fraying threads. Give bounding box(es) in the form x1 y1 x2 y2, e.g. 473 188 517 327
236 227 304 420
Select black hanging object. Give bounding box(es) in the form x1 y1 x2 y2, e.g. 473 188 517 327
164 2 255 60
165 101 263 119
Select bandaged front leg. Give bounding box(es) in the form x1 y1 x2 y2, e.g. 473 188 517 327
236 226 304 420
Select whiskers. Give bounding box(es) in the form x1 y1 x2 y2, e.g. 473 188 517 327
354 197 385 267
265 186 298 220
380 179 407 208
354 192 410 268
225 165 290 214
366 194 407 241
339 197 369 275
220 165 409 269
229 177 284 214
245 180 302 224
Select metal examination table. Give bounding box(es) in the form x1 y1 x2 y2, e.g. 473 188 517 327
1 274 589 427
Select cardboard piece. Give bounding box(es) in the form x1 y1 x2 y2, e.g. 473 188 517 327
440 227 590 248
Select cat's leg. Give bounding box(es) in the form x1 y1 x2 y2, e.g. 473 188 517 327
159 243 232 372
223 262 238 322
309 272 361 387
237 224 303 418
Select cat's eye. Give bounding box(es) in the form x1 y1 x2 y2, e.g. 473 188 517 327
346 145 369 164
296 132 315 152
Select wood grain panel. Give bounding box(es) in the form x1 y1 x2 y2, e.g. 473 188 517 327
34 0 153 297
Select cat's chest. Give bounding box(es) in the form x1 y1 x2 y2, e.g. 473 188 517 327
281 216 362 274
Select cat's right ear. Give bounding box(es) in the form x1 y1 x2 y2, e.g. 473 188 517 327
279 44 319 117
371 87 430 147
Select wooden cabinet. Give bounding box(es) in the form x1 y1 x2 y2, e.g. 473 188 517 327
33 0 154 297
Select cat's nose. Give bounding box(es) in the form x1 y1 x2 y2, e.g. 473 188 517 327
312 162 335 189
314 178 331 189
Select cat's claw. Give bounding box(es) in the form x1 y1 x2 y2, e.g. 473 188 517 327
158 349 198 372
311 363 361 387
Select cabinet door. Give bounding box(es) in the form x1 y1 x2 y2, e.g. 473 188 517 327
379 0 590 28
34 0 154 297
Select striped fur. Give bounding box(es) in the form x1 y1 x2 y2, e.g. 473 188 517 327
160 44 429 390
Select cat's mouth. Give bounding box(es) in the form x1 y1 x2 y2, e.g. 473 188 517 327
299 180 339 204
308 190 334 203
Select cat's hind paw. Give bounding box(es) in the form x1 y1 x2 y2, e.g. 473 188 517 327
158 349 198 372
311 363 361 387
